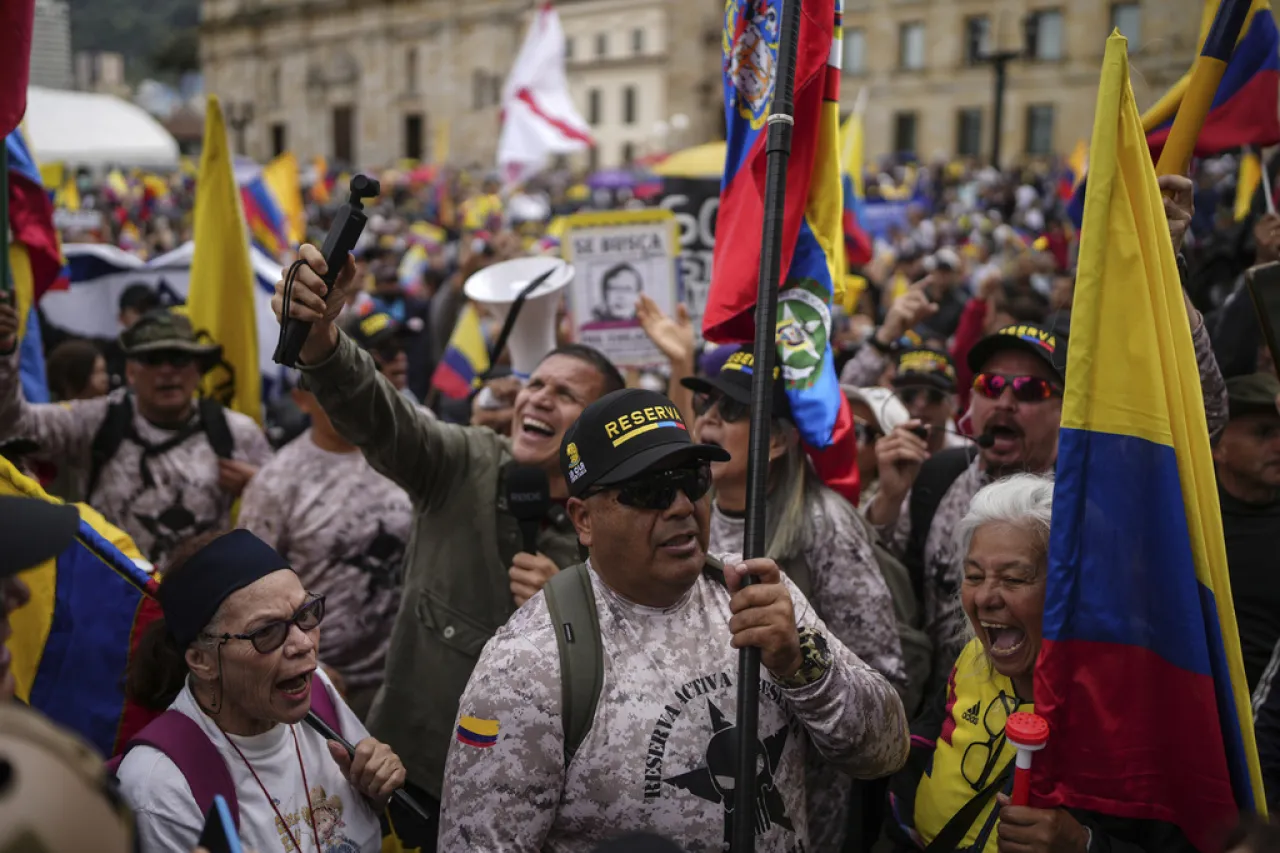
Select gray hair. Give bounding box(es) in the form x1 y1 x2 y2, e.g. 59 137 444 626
956 473 1055 569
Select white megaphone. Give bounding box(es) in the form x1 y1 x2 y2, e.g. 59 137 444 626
464 256 573 379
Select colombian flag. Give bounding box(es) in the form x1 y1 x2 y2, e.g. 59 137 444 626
6 130 65 301
1034 34 1265 852
1144 0 1280 161
1 458 162 758
706 0 858 503
190 97 263 424
430 304 490 400
1068 2 1280 228
839 107 872 268
239 166 290 263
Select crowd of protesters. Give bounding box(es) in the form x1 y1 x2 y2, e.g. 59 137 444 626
2 148 1280 853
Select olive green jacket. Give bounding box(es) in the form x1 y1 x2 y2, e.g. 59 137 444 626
301 334 582 797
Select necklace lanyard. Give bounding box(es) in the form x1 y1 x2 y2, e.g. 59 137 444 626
224 725 323 853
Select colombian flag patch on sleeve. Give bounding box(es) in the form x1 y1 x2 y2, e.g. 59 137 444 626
456 716 500 748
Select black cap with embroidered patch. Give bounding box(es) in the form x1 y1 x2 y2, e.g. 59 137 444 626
561 389 730 498
679 346 791 418
966 323 1068 381
893 347 958 393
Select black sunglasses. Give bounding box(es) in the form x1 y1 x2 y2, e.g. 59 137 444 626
897 386 948 406
204 593 326 654
693 392 749 424
588 464 712 511
854 421 882 445
135 350 196 369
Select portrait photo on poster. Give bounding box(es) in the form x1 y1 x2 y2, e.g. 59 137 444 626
564 211 679 370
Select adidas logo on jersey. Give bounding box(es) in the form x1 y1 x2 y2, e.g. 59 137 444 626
961 702 981 725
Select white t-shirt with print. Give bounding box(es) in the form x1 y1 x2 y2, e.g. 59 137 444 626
117 669 382 853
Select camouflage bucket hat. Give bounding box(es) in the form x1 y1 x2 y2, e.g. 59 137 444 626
118 308 223 370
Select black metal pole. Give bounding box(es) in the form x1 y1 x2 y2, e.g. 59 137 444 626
731 0 802 850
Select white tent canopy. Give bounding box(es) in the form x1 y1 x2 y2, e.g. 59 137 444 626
23 86 181 170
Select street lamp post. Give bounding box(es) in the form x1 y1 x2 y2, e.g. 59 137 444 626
225 102 256 155
983 49 1021 169
980 13 1034 169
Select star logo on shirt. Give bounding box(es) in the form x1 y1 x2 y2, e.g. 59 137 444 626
664 699 793 844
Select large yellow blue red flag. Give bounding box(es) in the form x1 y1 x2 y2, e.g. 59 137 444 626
188 96 262 424
1 457 161 758
1035 33 1265 851
705 0 859 502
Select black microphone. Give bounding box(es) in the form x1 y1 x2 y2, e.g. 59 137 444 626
975 431 995 448
506 465 551 554
274 175 381 368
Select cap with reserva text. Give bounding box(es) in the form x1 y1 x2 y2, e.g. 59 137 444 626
892 348 957 393
561 389 730 499
967 323 1068 382
1227 372 1280 419
680 346 790 418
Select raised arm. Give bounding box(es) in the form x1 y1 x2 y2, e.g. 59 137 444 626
274 246 473 506
0 303 109 466
1158 175 1229 442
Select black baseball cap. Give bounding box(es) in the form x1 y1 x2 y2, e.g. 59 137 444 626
893 348 957 393
679 346 791 419
561 389 730 499
345 311 403 352
1227 372 1280 419
0 497 80 579
967 323 1068 382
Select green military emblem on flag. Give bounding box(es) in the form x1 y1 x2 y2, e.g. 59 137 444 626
775 277 830 391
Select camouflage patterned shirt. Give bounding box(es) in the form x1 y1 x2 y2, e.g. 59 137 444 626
0 351 272 566
438 559 909 853
238 430 412 690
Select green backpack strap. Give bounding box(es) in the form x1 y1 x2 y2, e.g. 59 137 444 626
543 563 604 766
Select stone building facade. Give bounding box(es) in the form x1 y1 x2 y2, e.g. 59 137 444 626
199 0 724 170
840 0 1204 165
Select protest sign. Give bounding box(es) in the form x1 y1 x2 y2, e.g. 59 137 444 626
658 178 719 342
562 209 678 369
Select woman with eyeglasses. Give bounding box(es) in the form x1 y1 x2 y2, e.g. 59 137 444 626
117 529 407 853
888 476 1192 853
681 345 908 853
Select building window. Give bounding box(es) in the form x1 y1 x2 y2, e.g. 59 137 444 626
1111 3 1140 47
956 108 982 157
595 33 608 57
587 88 601 125
843 27 866 75
1027 9 1064 61
268 65 281 108
472 71 501 110
899 22 925 70
333 105 354 166
622 142 635 164
1026 104 1055 155
893 110 918 155
623 85 637 125
270 122 287 158
404 113 423 160
632 28 644 54
965 16 991 65
565 36 575 60
405 47 418 93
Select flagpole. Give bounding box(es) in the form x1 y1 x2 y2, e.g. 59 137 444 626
1154 0 1251 176
1 140 10 298
732 0 803 849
